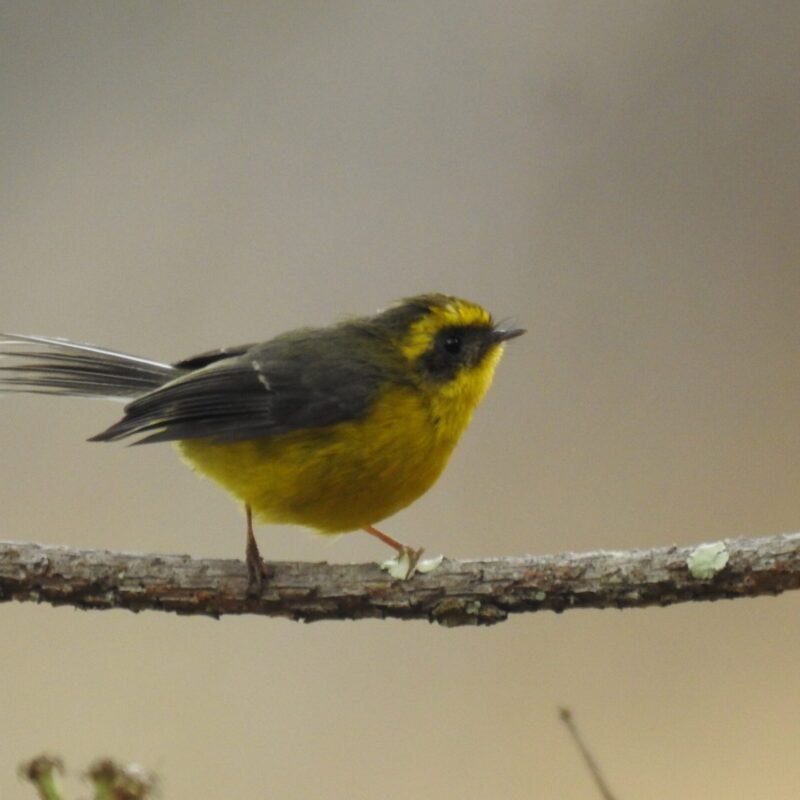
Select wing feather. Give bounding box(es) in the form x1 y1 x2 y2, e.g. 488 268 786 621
91 327 392 444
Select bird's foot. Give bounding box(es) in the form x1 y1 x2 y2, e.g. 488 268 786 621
380 546 443 580
245 508 274 595
245 551 275 596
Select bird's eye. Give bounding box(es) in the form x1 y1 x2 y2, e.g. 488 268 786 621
443 334 462 355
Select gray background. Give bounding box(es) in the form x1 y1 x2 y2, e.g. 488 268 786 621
2 2 799 797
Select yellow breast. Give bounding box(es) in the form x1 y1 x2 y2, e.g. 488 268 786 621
177 334 505 534
177 384 469 533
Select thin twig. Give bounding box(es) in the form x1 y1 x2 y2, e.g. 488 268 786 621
559 708 618 800
0 532 798 626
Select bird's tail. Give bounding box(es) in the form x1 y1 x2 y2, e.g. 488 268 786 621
0 334 178 401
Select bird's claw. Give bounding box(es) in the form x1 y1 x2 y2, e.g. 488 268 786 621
381 547 443 580
245 550 274 596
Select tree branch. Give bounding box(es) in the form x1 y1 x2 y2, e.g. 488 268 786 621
1 533 798 626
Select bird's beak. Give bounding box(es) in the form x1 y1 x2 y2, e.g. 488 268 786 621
491 325 526 343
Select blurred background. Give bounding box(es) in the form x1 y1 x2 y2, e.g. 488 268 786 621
2 2 799 797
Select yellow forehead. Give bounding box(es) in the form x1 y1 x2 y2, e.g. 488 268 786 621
400 298 493 360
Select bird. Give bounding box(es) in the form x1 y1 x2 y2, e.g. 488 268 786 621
0 293 524 591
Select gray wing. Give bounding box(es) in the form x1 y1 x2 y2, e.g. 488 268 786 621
171 343 256 371
90 327 389 444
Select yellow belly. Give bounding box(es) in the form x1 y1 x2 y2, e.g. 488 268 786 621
176 385 463 533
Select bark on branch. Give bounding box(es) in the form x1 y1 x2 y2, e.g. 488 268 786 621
0 534 798 627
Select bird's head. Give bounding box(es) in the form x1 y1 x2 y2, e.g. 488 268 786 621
374 293 524 420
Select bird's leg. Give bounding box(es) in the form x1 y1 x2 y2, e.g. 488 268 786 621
363 524 441 579
245 504 272 594
362 524 420 555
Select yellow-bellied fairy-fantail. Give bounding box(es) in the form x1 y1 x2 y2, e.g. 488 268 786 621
0 294 524 589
